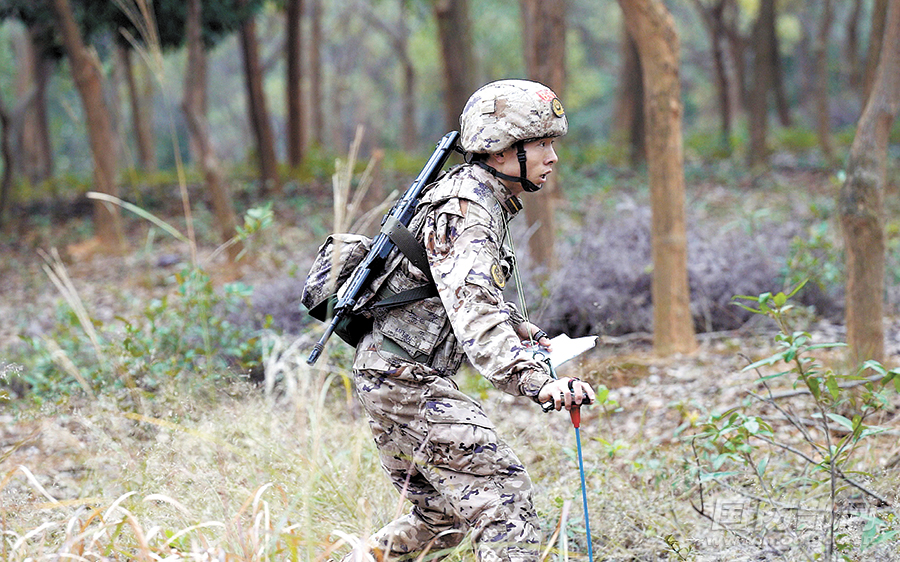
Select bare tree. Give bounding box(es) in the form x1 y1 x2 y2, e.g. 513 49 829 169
691 0 735 149
183 0 242 265
434 0 475 133
748 0 775 167
118 45 156 172
50 0 125 253
845 0 864 89
239 0 280 193
286 0 305 168
813 0 834 161
520 0 565 279
863 0 889 104
309 0 324 147
13 25 54 185
362 0 417 150
617 0 697 355
839 0 900 365
611 25 645 164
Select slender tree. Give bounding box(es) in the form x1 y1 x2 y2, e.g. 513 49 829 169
839 0 900 365
863 0 889 104
520 0 565 279
118 44 157 172
239 0 280 193
363 0 417 150
617 0 697 355
183 0 242 265
748 0 776 167
813 0 834 161
309 0 324 147
691 0 735 149
611 25 645 165
286 0 305 168
51 0 125 253
433 0 475 133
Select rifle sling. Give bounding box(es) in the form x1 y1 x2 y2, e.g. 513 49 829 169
371 216 437 309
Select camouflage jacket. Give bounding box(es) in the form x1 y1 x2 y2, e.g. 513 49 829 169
353 164 554 401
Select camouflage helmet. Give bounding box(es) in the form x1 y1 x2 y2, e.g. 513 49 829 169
459 79 568 154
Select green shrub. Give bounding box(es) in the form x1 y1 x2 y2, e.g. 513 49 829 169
17 267 264 403
687 283 900 560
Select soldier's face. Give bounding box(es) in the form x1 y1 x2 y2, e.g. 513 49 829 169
491 138 559 195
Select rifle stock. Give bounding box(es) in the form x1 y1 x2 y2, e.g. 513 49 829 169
307 130 460 365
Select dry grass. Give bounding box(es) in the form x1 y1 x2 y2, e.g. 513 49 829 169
4 331 900 561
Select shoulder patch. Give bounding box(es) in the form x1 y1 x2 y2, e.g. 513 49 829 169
490 262 506 289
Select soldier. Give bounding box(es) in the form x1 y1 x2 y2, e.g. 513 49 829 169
346 79 595 562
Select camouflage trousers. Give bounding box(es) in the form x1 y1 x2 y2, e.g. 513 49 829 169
349 363 542 561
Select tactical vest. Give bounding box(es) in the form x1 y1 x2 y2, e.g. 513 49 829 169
369 165 517 374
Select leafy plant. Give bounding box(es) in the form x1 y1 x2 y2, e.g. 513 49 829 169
17 265 264 402
689 282 899 560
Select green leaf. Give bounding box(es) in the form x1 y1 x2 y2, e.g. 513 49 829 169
757 456 769 478
807 377 821 399
786 279 808 298
773 291 787 307
699 470 742 483
826 375 841 401
827 413 854 431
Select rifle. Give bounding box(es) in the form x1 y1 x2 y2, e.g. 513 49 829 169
307 130 460 365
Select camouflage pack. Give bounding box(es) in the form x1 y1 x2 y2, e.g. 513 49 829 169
301 233 375 346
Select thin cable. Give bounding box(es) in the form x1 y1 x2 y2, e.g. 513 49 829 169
504 219 536 347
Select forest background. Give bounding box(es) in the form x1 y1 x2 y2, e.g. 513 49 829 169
1 0 900 560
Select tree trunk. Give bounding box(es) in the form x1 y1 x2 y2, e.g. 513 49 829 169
286 0 305 168
50 0 125 253
0 96 13 229
722 0 747 113
692 0 733 149
309 0 324 147
119 45 156 172
13 26 55 185
845 0 864 89
813 0 834 161
520 0 565 280
617 0 697 356
363 1 417 150
748 0 775 167
398 1 416 151
612 26 645 165
839 0 900 366
863 0 889 105
183 0 242 265
434 0 475 133
239 5 280 194
770 16 791 128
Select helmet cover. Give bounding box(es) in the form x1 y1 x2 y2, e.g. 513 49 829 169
459 79 568 154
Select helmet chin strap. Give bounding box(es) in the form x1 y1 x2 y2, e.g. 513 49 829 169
472 141 542 193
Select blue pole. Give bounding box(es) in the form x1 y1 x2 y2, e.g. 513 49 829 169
571 407 594 561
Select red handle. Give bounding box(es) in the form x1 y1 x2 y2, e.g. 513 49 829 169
570 406 581 428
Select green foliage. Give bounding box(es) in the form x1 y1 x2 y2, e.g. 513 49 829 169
783 219 843 293
689 283 900 558
773 126 819 152
17 267 264 403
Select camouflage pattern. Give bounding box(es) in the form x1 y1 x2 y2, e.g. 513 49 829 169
349 360 542 561
460 80 568 155
349 163 555 561
301 233 372 316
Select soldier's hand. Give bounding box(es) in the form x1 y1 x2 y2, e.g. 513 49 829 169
517 322 552 351
539 377 594 412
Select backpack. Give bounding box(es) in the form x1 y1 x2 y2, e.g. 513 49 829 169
300 221 438 347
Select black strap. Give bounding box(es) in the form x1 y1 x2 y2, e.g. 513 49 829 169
382 216 435 284
370 216 438 309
